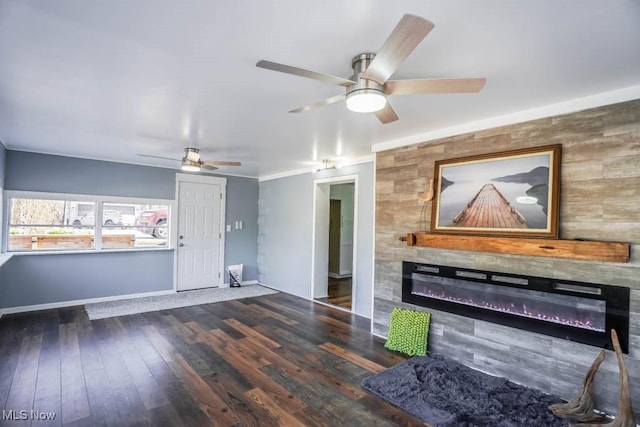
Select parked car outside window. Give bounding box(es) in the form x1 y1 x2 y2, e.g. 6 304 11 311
104 204 136 228
136 209 168 238
73 209 121 226
7 195 171 252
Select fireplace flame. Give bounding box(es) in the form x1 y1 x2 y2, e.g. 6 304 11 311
413 289 604 332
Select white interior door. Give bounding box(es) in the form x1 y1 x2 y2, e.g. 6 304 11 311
177 179 224 291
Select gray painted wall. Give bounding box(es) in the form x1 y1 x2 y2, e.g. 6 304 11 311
258 172 313 298
5 151 176 199
0 150 258 309
225 176 259 282
0 251 174 308
329 183 355 276
257 161 374 318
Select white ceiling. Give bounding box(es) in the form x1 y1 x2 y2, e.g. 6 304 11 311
1 1 639 178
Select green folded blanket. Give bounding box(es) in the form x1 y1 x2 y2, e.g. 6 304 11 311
385 307 431 356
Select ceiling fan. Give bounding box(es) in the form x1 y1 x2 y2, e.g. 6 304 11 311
256 14 486 124
139 147 241 172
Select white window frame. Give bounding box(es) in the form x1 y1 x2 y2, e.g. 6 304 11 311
3 190 177 254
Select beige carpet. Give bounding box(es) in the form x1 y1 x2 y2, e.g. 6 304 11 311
85 284 278 320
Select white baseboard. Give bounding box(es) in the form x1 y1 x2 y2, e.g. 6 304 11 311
0 289 176 316
255 281 307 299
0 281 265 316
222 279 259 288
328 272 352 279
257 281 372 320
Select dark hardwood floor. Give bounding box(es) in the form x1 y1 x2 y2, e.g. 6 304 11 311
316 277 352 310
0 292 426 426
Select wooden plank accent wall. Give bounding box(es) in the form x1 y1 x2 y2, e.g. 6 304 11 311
374 99 640 418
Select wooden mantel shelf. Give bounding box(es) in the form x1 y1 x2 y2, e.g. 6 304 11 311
401 232 630 263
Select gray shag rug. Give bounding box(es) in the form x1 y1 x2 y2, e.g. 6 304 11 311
362 354 569 427
85 284 278 320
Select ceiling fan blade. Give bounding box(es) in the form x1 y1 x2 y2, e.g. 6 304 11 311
375 102 399 124
289 93 346 113
202 160 241 167
256 60 355 87
386 77 487 95
200 164 218 171
361 14 434 85
137 153 178 161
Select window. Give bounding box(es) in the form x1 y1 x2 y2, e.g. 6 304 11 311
102 203 170 249
8 198 96 251
6 193 173 252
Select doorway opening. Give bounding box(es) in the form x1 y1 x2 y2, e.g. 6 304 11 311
312 176 357 312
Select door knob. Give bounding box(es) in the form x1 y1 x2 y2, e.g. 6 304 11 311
179 235 184 239
179 243 184 247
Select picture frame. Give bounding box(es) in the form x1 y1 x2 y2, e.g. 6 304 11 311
430 144 561 238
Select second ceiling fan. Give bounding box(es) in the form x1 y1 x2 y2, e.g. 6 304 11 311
139 147 241 172
256 14 486 124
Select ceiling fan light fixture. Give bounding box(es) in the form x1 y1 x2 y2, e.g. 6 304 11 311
313 159 336 173
184 147 200 162
181 158 200 172
346 89 386 113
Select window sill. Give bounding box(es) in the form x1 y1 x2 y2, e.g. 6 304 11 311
7 247 174 256
0 254 14 268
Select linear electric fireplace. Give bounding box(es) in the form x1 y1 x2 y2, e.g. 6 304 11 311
402 261 630 353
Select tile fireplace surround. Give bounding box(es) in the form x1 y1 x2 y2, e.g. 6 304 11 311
373 99 640 419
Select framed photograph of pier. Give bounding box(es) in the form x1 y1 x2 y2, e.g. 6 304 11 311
430 144 561 238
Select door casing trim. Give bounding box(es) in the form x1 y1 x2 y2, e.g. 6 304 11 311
311 174 358 312
174 173 227 291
